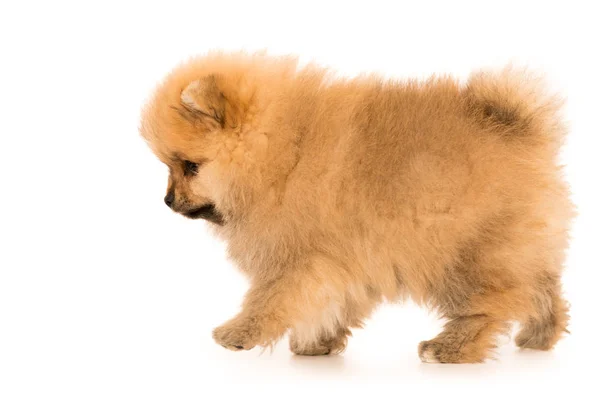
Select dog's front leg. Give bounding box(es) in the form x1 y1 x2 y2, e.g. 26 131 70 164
211 274 296 351
212 256 345 351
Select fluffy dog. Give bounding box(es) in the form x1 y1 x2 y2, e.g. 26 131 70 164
140 52 573 363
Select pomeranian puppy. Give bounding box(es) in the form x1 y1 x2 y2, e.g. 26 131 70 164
140 52 572 363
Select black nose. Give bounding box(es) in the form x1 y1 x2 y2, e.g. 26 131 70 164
164 190 175 208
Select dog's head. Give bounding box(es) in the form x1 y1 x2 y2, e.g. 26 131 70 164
140 54 305 228
140 63 250 225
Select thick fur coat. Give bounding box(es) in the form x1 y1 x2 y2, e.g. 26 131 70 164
140 52 573 363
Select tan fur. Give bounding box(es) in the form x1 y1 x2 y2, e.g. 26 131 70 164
140 52 573 363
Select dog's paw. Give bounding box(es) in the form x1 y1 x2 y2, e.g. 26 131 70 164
290 341 333 356
289 328 350 356
418 340 442 363
212 318 260 351
418 339 487 364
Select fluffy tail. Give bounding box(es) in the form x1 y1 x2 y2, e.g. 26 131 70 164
463 67 566 153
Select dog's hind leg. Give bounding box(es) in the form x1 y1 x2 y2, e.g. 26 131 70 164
419 313 511 363
515 274 569 350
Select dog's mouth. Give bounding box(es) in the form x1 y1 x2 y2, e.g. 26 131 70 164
182 203 224 225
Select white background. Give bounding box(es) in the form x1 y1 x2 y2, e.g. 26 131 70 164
1 1 599 398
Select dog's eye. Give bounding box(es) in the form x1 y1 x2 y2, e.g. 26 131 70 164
183 160 199 176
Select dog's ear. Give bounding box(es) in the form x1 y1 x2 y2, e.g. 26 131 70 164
180 75 226 128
